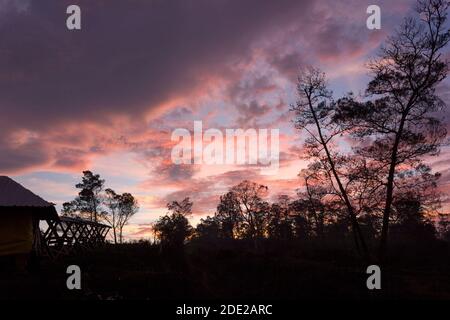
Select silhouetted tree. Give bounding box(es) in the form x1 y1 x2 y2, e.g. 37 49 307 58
229 180 270 239
167 197 193 216
291 214 311 240
62 171 105 223
153 197 193 249
290 69 368 257
390 197 437 242
103 188 121 244
216 191 243 239
104 189 139 244
298 172 335 237
117 193 139 243
268 195 294 240
438 214 450 241
195 216 221 240
334 0 449 259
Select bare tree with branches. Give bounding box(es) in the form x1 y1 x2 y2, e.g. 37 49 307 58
334 0 449 260
291 68 369 258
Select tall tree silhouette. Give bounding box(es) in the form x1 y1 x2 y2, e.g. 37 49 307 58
229 180 270 239
290 68 369 257
103 189 139 244
334 0 449 259
62 171 105 223
103 188 121 243
216 191 243 239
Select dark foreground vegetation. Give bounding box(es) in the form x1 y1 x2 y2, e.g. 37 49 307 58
1 237 450 300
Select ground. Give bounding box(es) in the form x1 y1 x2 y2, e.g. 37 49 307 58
1 239 449 300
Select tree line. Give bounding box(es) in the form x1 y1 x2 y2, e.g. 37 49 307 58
153 179 450 250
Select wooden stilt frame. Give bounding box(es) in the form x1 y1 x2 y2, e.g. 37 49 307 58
40 217 111 259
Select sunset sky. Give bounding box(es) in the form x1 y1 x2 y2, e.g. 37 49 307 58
2 0 449 239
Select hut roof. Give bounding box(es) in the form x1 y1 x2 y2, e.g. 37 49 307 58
60 216 111 228
0 176 58 220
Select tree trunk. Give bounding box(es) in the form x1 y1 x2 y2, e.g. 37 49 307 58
378 113 407 261
113 227 117 244
308 96 369 259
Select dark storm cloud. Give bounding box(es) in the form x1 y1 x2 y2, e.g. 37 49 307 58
0 0 320 172
0 0 314 129
0 136 49 171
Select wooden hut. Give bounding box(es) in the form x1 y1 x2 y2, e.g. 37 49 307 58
0 176 58 267
0 176 111 268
